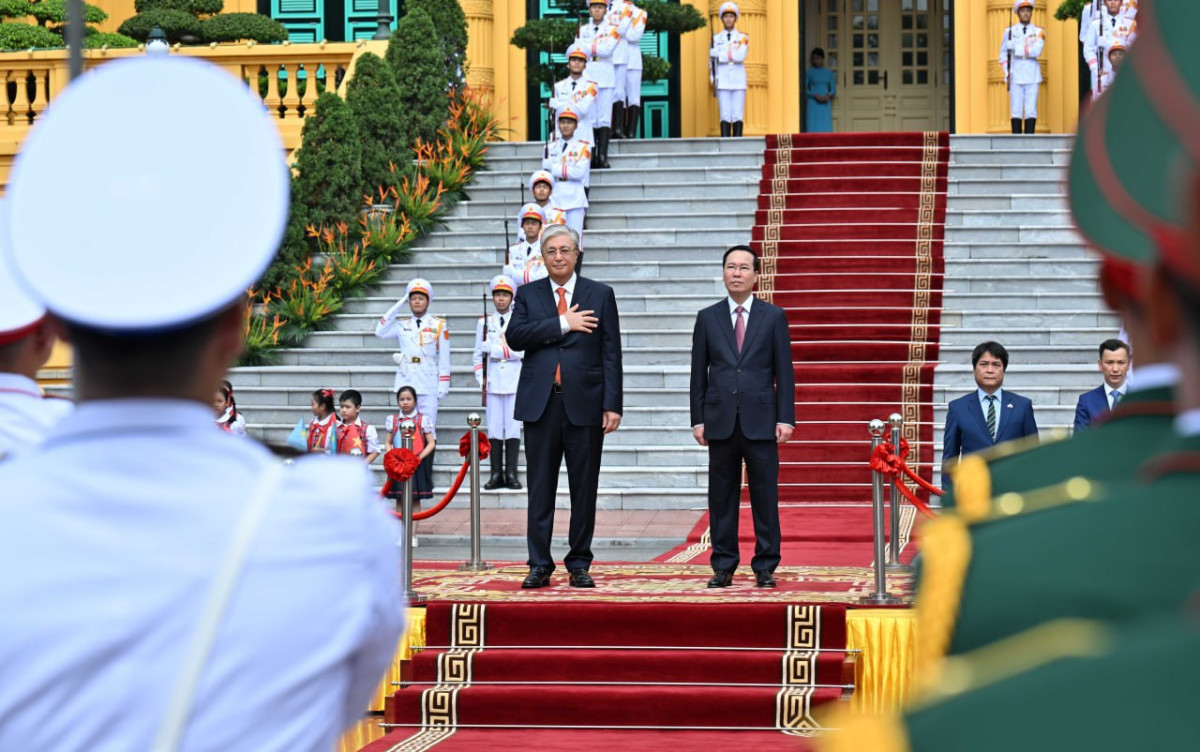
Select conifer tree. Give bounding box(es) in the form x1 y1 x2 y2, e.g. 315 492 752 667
386 8 448 146
408 0 467 91
345 51 408 197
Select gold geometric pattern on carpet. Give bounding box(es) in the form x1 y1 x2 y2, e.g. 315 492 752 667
381 726 456 752
788 604 822 650
776 687 821 736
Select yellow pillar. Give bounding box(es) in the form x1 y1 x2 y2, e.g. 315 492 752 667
957 0 1078 134
474 0 526 140
463 0 496 95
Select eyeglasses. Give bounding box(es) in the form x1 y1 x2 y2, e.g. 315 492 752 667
544 248 578 258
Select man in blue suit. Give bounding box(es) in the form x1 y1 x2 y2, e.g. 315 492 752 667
1073 338 1131 432
505 225 623 589
941 341 1039 492
690 246 795 589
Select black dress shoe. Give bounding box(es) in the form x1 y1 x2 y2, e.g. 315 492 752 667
483 474 505 490
521 567 552 589
568 569 595 588
506 477 522 490
754 570 777 588
707 570 734 588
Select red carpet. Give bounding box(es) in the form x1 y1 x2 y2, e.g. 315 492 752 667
361 728 816 751
760 132 947 504
382 601 845 745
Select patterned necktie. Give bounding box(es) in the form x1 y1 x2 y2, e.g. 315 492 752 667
1111 390 1121 409
734 306 746 353
554 287 568 385
986 395 997 441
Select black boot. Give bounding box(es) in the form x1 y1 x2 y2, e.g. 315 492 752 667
484 437 504 490
595 127 611 168
1024 117 1037 134
1011 118 1021 134
720 121 731 138
611 102 625 139
732 120 743 137
504 438 522 489
626 104 641 139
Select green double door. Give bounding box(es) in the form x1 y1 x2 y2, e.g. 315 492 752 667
266 0 399 43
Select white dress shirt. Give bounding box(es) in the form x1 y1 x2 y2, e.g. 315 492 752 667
1105 382 1126 409
727 294 754 327
0 372 73 458
555 273 579 335
0 399 404 752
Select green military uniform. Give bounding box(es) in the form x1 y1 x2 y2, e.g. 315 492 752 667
822 614 1200 752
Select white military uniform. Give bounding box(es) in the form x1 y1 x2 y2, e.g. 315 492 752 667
577 14 620 127
0 374 73 459
1080 0 1136 41
607 0 635 103
550 74 599 147
507 238 549 288
473 309 524 440
375 282 451 425
711 27 750 123
999 19 1045 119
542 130 591 234
1084 11 1137 100
0 57 404 752
624 4 648 108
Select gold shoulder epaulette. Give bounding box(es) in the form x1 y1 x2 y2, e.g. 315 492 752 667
983 476 1104 523
973 427 1069 464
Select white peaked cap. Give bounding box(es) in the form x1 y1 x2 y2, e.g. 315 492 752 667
528 170 555 192
0 199 45 344
5 57 289 331
490 274 516 294
406 277 434 302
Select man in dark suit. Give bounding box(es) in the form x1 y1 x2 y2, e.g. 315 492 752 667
505 225 622 589
1073 338 1131 432
689 245 795 589
941 341 1039 492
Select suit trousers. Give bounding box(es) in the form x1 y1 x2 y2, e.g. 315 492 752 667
707 415 781 573
524 389 604 571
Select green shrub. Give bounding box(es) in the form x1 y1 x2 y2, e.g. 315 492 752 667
134 0 223 14
408 0 467 90
83 30 139 47
27 0 108 26
1055 0 1086 21
0 21 61 49
200 12 286 42
345 52 408 199
387 8 448 146
0 0 31 19
118 8 201 41
641 0 704 34
642 54 670 83
293 93 363 230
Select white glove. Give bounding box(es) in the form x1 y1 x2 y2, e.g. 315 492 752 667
475 372 484 388
383 299 406 321
709 47 719 59
392 352 404 366
437 384 450 400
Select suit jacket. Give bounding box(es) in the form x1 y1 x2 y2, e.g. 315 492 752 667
942 390 1039 468
1073 385 1111 432
690 298 796 442
505 275 622 426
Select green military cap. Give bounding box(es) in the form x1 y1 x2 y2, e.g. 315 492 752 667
818 614 1200 752
1068 0 1200 271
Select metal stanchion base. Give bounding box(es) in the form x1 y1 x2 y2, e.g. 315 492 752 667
458 561 494 572
886 560 915 573
859 592 905 605
403 590 428 603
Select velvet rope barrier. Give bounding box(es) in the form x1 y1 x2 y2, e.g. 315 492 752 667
380 432 491 521
869 439 937 519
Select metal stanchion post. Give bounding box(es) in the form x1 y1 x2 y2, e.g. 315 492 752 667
886 412 913 572
861 419 902 605
398 419 426 603
460 413 492 571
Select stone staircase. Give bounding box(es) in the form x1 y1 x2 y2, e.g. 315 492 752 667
933 134 1114 485
230 137 765 510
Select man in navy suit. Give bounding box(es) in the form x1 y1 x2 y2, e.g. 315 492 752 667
690 246 795 589
941 341 1039 492
1073 338 1131 432
505 225 623 589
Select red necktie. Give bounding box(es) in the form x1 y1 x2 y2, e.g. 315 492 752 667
555 287 568 385
735 306 746 353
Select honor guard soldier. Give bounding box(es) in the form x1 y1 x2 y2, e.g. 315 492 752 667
517 170 567 245
999 0 1045 134
622 2 648 138
473 275 525 490
711 1 749 137
506 203 550 288
0 206 72 459
606 0 635 139
550 44 599 146
376 278 451 427
542 107 590 235
1084 0 1137 100
0 57 404 751
577 0 619 168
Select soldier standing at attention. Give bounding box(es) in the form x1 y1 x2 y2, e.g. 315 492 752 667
622 2 648 138
376 278 451 488
0 57 403 750
549 44 598 147
517 170 566 245
576 0 619 168
542 107 591 235
1084 0 1137 101
506 203 549 288
710 1 749 138
606 0 634 139
474 275 525 490
999 0 1045 134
